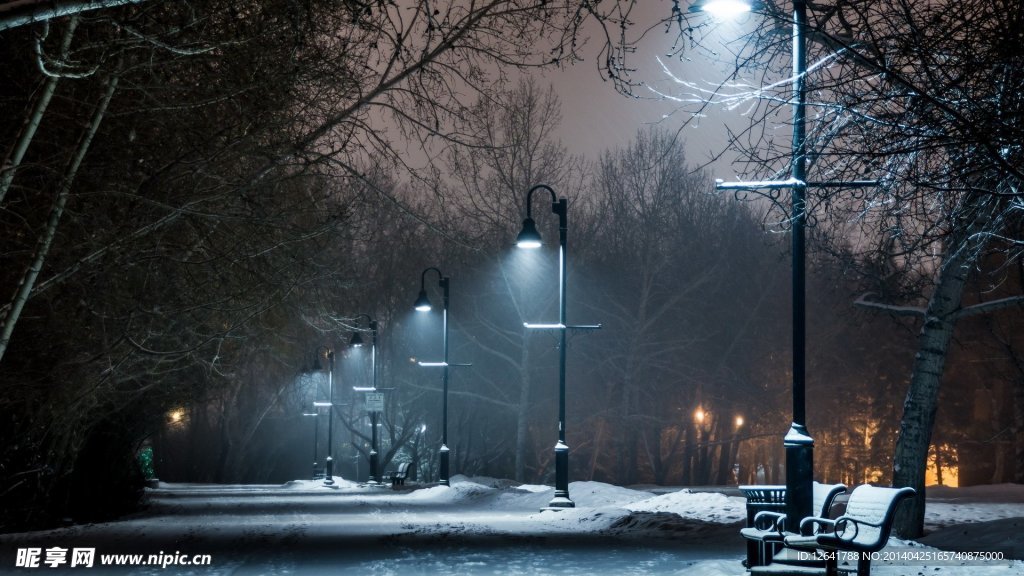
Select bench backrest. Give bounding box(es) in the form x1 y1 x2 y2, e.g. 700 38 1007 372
813 481 846 519
841 485 915 550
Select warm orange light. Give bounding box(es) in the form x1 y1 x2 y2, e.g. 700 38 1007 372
926 443 959 487
735 415 744 428
694 408 706 424
168 408 185 424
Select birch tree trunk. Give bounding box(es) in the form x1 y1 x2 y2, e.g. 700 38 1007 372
0 74 118 364
891 228 976 538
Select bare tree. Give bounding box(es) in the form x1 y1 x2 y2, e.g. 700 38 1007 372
0 0 674 526
667 0 1024 536
436 78 585 482
578 127 788 485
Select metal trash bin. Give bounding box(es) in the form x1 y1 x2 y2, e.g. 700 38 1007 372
739 485 786 567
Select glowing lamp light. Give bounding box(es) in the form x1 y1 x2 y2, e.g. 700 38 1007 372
694 408 706 424
735 415 745 428
516 217 543 249
414 289 432 312
690 0 754 19
349 331 365 347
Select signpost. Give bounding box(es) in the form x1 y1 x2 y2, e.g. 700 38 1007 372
365 392 384 413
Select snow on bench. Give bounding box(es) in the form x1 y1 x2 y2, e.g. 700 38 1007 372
757 485 915 576
740 482 847 567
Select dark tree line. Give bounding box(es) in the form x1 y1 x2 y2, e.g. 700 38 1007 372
0 0 671 529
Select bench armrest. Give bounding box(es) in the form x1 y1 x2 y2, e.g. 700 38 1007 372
799 516 837 535
830 515 880 541
752 511 787 531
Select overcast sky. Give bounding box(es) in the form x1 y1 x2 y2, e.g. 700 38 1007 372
541 5 764 176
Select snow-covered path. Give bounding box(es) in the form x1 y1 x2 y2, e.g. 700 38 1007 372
1 477 1022 575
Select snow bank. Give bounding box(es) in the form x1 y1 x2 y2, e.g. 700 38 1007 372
403 476 496 503
282 477 360 490
626 489 747 523
565 481 652 507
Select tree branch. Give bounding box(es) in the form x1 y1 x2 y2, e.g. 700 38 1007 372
853 292 927 318
954 295 1024 321
0 0 147 31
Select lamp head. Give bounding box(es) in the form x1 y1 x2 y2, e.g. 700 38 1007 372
413 289 432 312
349 331 365 347
516 217 543 249
689 0 756 18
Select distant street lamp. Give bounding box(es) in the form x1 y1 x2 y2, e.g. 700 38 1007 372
689 0 877 527
351 314 382 485
413 266 472 487
694 407 708 428
515 184 600 509
302 411 320 480
301 344 337 483
316 347 338 486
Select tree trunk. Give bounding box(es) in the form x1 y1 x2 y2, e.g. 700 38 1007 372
0 17 78 204
1014 378 1023 483
891 235 973 538
618 372 636 485
0 74 117 364
683 421 696 484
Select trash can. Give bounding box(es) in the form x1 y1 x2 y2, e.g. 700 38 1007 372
739 485 786 567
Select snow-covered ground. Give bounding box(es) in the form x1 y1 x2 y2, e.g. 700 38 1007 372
1 477 1022 575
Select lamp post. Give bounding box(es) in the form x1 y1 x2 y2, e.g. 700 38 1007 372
414 267 472 487
302 411 319 480
515 184 600 509
350 314 381 485
313 347 337 486
689 0 876 528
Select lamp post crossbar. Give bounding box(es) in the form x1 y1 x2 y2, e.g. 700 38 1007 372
714 179 878 190
524 323 602 331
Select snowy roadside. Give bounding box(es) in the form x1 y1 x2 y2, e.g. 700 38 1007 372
1 476 1022 575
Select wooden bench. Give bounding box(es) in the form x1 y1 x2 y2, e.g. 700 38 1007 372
740 482 847 567
760 485 915 576
384 462 410 488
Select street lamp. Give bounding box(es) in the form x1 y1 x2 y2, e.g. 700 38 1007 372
314 347 338 486
689 0 876 529
350 314 382 485
413 267 471 487
302 411 320 480
689 0 755 18
515 184 600 509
